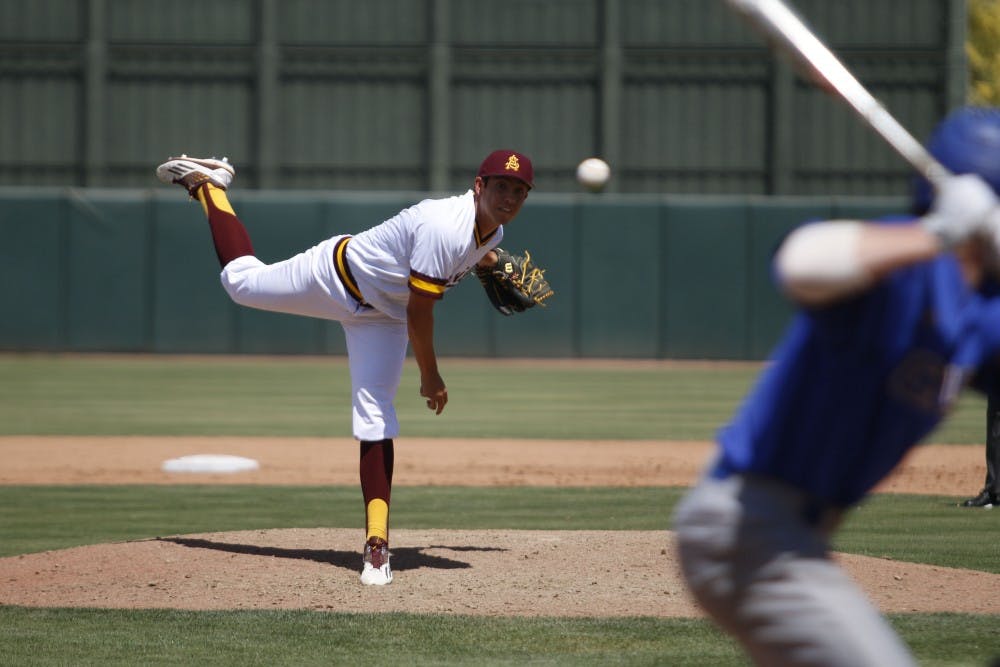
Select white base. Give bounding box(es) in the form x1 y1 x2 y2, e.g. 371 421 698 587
161 454 259 474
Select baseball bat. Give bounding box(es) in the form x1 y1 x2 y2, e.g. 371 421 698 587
725 0 951 187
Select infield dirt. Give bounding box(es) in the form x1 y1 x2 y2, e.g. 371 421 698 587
0 436 995 616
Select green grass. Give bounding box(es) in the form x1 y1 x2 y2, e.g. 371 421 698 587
833 494 1000 572
1 354 998 666
0 608 996 666
0 486 678 558
0 353 991 442
0 608 750 666
1 485 997 573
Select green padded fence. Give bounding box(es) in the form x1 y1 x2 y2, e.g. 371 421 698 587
0 188 905 360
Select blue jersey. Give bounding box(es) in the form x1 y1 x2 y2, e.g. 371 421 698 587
716 223 1000 507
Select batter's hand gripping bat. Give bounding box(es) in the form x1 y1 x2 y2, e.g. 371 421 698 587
725 0 952 188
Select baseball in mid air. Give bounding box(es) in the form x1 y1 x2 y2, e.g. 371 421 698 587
576 157 611 192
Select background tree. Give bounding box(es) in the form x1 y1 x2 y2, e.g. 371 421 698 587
968 0 1000 105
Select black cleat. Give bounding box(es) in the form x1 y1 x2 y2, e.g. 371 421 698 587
959 489 998 508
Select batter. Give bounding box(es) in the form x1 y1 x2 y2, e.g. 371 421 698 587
672 106 1000 666
156 150 534 585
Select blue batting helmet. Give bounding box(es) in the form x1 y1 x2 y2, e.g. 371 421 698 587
913 106 1000 214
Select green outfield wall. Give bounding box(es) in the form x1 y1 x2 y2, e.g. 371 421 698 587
0 188 906 360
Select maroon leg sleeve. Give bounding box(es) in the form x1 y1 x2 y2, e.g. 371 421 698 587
360 439 394 507
194 183 255 268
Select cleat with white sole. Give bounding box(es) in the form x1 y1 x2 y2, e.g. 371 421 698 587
156 155 235 196
360 537 392 585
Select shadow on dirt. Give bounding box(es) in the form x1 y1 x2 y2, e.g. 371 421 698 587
157 536 507 573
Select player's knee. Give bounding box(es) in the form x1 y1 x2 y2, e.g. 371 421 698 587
219 257 265 306
220 276 253 307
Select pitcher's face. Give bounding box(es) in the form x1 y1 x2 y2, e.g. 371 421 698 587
475 176 529 227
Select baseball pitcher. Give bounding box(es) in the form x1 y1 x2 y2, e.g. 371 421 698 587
157 149 551 586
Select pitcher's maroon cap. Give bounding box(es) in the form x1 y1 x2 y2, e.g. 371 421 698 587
478 150 534 188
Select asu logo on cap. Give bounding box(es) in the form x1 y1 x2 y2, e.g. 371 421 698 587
478 149 534 188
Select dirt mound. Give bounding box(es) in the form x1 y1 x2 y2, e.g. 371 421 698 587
2 528 997 617
1 437 993 616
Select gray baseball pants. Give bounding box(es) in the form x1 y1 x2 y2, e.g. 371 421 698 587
672 472 916 667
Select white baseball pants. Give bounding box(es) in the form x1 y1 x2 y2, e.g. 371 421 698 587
219 238 408 441
672 472 916 667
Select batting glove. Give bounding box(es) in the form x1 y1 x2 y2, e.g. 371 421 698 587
920 173 999 248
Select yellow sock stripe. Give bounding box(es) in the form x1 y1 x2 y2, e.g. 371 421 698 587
205 184 236 216
195 186 210 217
366 498 389 541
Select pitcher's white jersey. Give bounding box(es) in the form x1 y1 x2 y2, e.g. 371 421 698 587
347 190 503 320
217 188 505 441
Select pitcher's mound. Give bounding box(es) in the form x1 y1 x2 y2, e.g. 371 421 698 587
1 529 997 616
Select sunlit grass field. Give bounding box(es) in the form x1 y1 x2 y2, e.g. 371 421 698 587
0 353 989 443
0 354 997 666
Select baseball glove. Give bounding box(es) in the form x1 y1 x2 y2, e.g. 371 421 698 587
475 248 554 316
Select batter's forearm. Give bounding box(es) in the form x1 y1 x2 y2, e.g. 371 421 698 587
775 221 940 306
